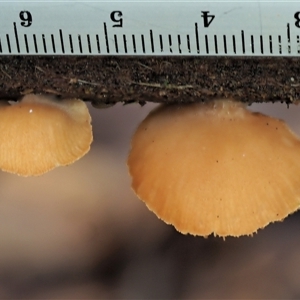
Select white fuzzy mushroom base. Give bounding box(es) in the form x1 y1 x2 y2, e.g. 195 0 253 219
128 100 300 237
0 94 92 176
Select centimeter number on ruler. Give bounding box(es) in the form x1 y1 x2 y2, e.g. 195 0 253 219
2 1 300 56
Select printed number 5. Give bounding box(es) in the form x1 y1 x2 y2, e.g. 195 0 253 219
110 11 123 27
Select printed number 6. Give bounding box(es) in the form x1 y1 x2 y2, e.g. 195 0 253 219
19 11 32 27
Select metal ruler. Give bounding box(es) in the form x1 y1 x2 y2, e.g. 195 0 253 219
1 0 300 56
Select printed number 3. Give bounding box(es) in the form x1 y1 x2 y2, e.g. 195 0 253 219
295 12 300 28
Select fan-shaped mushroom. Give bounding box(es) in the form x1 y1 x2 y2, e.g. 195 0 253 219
0 94 92 176
128 99 300 237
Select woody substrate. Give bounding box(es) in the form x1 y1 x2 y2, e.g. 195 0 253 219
0 56 299 105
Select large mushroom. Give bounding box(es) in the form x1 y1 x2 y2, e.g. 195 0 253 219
127 99 300 237
0 94 92 176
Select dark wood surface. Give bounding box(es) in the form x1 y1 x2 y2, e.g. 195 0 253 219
0 56 299 105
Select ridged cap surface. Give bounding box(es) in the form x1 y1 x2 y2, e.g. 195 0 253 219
0 94 92 176
128 100 300 237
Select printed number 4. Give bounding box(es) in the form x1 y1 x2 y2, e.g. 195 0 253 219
201 11 215 28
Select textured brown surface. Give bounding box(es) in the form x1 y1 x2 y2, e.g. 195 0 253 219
0 56 299 104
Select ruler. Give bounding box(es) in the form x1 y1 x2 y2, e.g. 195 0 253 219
1 1 300 56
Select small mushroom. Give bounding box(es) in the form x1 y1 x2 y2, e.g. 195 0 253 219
0 94 92 176
127 99 300 237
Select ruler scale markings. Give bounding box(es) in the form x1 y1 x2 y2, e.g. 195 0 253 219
159 34 163 52
69 34 73 53
51 34 56 53
195 23 200 54
151 31 160 54
114 34 118 53
123 34 127 53
214 35 218 54
0 1 299 56
223 35 227 54
150 30 154 53
241 31 245 54
6 34 11 53
33 34 38 53
42 34 47 53
86 34 91 53
168 34 172 53
96 34 100 53
251 35 254 53
13 23 20 53
59 29 65 54
78 35 82 53
205 35 209 54
278 35 282 54
42 34 46 54
187 35 191 53
103 23 109 54
141 34 146 54
232 35 236 54
24 34 29 53
132 35 136 53
178 35 182 54
287 23 291 54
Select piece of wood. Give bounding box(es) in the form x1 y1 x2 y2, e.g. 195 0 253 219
0 56 299 104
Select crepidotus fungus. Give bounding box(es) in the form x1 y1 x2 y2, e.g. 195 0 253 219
127 99 300 237
0 94 92 176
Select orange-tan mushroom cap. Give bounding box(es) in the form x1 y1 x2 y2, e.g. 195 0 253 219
0 94 92 176
127 100 300 237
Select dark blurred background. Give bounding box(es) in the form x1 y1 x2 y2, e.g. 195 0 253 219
0 101 300 299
